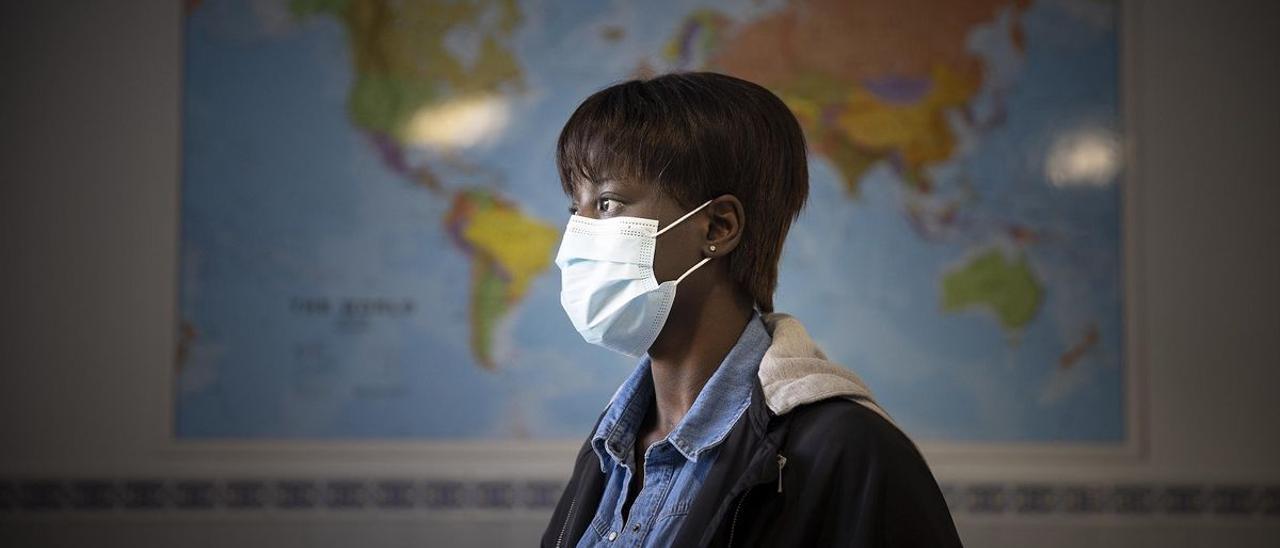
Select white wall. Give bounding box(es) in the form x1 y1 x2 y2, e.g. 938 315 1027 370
2 0 1277 546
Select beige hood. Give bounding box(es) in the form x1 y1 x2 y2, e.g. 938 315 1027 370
758 312 896 426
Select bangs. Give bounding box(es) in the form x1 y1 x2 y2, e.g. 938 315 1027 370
554 81 694 206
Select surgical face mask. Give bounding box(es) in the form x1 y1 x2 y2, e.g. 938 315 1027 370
555 200 714 357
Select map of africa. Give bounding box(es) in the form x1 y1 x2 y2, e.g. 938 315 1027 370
177 0 1125 442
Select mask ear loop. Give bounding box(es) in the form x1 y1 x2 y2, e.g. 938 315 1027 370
654 199 714 237
657 199 716 284
674 256 712 284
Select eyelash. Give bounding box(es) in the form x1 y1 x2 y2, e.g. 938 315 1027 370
567 198 620 215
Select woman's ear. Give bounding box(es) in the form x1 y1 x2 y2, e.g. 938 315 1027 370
703 194 745 257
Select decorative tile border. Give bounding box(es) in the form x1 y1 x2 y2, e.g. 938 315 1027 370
940 483 1280 516
1 479 1278 516
0 479 563 513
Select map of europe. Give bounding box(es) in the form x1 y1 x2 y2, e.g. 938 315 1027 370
178 0 1125 442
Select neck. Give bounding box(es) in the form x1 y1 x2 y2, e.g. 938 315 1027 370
644 283 754 434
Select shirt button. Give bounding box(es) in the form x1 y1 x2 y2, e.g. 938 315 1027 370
607 531 618 541
632 523 641 532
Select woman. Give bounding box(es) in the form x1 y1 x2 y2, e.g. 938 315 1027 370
542 72 960 547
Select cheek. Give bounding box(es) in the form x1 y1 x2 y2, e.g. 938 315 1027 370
652 234 704 283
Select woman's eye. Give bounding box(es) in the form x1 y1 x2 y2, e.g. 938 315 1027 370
598 198 618 212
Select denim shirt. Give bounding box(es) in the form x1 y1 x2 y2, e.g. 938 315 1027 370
576 312 772 547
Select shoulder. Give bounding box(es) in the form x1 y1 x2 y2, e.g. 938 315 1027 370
772 398 962 546
780 397 924 468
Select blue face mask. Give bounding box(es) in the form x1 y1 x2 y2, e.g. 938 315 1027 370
555 200 714 357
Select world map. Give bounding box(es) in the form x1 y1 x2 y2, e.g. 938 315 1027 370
177 0 1124 442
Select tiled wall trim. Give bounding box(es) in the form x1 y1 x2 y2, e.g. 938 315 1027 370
1 479 1277 516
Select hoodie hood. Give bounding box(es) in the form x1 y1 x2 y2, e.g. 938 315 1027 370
758 312 895 426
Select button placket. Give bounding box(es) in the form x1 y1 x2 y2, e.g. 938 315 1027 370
631 456 675 545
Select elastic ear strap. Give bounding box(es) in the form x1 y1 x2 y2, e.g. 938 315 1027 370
674 257 712 284
655 199 714 237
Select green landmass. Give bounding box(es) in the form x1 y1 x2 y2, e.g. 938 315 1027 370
445 190 557 370
291 0 525 141
941 248 1044 332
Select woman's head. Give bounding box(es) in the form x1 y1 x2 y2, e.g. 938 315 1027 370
555 72 809 313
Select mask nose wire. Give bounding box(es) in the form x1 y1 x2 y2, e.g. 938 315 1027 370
654 199 714 237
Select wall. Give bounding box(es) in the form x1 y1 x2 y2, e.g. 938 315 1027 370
2 0 1278 546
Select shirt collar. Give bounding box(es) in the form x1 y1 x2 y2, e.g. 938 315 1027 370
591 311 772 471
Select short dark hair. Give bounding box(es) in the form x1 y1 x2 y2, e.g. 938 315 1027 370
555 71 809 313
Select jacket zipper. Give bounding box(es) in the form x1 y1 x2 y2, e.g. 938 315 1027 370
776 453 787 493
727 453 786 547
726 485 752 548
556 496 577 548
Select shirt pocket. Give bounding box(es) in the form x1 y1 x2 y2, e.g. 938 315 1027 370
654 497 692 521
589 513 614 540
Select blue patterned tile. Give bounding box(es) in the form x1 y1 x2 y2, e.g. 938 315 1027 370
0 481 14 512
224 480 267 509
1112 485 1155 514
1261 486 1280 516
523 481 562 509
123 480 166 509
1060 485 1107 514
1210 486 1258 515
174 481 216 509
423 481 465 509
375 480 415 509
276 480 319 509
71 480 117 510
1014 484 1056 514
1159 485 1206 514
967 484 1007 513
475 481 514 509
20 480 68 511
325 480 367 509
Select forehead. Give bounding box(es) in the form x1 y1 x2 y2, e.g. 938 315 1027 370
569 176 657 198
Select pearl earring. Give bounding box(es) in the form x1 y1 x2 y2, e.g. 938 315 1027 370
709 245 717 252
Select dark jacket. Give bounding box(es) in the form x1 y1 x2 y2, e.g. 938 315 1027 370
541 314 962 547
